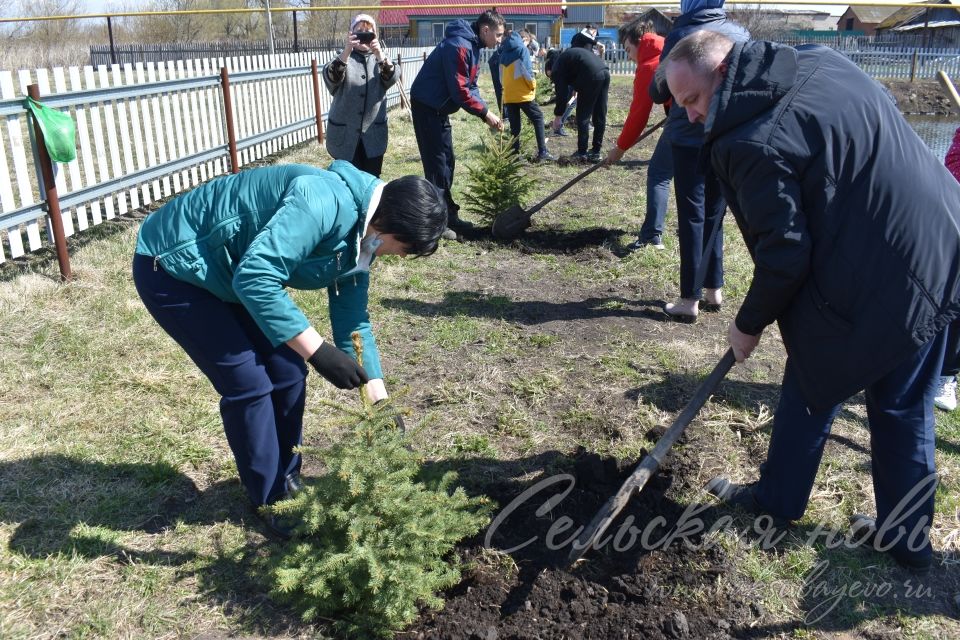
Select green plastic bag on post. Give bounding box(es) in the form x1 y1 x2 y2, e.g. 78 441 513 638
26 96 76 163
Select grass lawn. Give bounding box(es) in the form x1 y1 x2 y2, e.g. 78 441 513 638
0 75 958 638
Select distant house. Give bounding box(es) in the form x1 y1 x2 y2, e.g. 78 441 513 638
564 4 606 30
378 0 563 45
611 7 677 36
837 5 901 35
875 0 960 46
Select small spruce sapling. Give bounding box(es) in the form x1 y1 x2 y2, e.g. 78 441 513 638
462 131 536 223
262 333 493 637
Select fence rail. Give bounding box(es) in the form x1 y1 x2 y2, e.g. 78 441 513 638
0 45 433 271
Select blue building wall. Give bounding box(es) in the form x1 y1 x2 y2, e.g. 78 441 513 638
412 15 558 43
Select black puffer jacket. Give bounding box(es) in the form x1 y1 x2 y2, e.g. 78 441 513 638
704 41 960 410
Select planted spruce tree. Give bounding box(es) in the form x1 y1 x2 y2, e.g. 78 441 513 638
462 131 536 223
262 336 492 637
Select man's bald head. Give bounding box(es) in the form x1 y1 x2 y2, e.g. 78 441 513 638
662 30 735 124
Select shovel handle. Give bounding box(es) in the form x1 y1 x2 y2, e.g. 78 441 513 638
567 348 736 565
938 70 960 114
528 117 668 217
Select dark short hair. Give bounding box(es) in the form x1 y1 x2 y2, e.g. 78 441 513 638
476 9 505 30
619 18 655 47
370 176 447 257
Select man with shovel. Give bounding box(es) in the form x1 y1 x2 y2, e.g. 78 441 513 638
661 30 960 573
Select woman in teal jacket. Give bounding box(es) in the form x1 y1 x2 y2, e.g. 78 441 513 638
133 161 446 538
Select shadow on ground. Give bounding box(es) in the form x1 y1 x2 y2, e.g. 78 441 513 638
382 289 673 325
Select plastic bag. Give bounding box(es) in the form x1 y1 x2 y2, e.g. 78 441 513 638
26 96 76 163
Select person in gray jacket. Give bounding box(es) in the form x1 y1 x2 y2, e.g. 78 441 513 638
322 14 399 177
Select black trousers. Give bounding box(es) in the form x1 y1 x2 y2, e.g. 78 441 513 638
505 100 547 156
350 139 384 178
575 71 610 155
411 100 458 220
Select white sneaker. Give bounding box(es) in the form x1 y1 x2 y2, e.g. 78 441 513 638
934 376 957 412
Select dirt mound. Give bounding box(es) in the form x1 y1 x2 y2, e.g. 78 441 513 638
884 80 956 115
405 449 756 640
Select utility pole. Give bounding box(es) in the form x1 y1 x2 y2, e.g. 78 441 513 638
265 0 275 55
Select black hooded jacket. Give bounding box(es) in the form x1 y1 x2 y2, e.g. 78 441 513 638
704 41 960 410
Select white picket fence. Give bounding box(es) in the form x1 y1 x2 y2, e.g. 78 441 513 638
0 46 433 264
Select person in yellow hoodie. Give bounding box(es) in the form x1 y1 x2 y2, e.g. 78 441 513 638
500 31 555 162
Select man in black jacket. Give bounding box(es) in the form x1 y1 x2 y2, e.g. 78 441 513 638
662 30 960 573
549 30 610 162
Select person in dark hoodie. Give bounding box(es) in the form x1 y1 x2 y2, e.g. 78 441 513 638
662 30 960 574
410 10 505 241
549 28 610 163
649 0 748 321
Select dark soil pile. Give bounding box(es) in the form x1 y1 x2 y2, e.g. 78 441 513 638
403 449 757 640
884 80 956 115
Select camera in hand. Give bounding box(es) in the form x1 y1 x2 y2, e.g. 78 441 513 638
355 31 375 44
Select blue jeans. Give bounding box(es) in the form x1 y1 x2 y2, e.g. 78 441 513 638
755 330 945 563
672 144 725 299
638 134 673 242
132 253 307 506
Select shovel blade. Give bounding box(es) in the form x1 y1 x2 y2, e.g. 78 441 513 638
491 205 533 240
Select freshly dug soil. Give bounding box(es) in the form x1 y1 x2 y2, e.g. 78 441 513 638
403 449 755 640
884 80 957 115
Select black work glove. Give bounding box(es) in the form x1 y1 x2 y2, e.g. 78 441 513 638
375 399 406 433
308 341 369 389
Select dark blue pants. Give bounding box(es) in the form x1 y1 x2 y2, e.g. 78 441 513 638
132 253 307 507
754 331 945 562
638 134 674 243
411 100 458 219
505 100 547 156
672 144 725 299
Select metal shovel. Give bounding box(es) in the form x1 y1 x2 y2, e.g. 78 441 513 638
491 117 667 241
567 348 736 566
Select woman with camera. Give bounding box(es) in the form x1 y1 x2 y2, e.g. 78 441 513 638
322 14 399 177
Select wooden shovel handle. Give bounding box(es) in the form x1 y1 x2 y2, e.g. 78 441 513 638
937 70 960 114
528 117 667 216
567 348 736 565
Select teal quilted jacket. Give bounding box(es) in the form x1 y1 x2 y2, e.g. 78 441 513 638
135 161 385 378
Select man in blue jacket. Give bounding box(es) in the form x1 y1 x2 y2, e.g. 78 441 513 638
410 10 504 240
663 30 960 573
133 162 447 539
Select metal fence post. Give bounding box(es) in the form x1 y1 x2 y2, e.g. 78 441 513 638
107 16 117 65
26 84 71 281
220 67 240 173
311 59 324 144
293 10 299 53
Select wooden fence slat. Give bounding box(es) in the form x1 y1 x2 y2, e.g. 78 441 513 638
192 59 216 178
186 60 207 182
85 66 116 220
157 62 184 194
165 60 191 189
17 69 43 251
123 63 151 206
174 60 200 186
70 66 103 226
53 67 87 232
0 72 26 258
108 64 136 213
229 56 248 168
145 62 172 197
206 57 226 177
135 62 162 201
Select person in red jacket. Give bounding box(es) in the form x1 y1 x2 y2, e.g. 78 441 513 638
935 127 960 411
604 18 674 251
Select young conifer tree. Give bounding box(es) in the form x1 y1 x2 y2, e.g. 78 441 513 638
263 335 492 637
463 131 536 223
